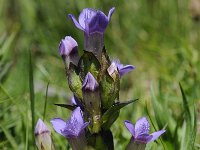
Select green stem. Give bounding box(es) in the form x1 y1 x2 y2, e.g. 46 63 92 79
126 140 146 150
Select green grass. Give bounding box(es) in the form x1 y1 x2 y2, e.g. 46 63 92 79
0 0 200 149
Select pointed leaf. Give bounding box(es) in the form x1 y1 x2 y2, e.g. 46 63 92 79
54 103 76 111
102 99 138 129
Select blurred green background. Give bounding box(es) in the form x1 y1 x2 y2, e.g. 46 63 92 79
0 0 199 149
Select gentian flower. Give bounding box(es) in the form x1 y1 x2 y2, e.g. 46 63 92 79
82 72 101 133
112 60 135 77
34 119 54 150
68 7 115 59
59 36 79 67
51 107 89 149
124 117 165 150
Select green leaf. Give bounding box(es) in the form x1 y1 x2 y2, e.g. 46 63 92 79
54 103 76 111
102 99 138 130
179 83 196 150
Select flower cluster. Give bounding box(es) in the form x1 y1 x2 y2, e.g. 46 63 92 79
34 7 165 150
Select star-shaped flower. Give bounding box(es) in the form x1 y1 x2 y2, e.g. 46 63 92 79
124 117 165 143
51 107 89 138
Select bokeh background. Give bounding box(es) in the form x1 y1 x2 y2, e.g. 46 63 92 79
0 0 200 149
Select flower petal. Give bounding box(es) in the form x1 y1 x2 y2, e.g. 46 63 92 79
82 72 99 91
136 134 152 143
78 8 97 30
147 130 166 143
135 117 150 137
64 107 89 137
107 7 115 21
107 62 118 76
68 14 84 31
50 118 66 136
70 107 84 125
87 11 108 34
124 120 135 137
118 65 135 77
59 36 78 56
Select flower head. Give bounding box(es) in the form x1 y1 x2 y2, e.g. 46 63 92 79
82 72 99 91
112 60 135 77
124 117 165 143
59 36 79 66
68 8 115 60
51 107 89 138
35 119 54 150
68 7 115 35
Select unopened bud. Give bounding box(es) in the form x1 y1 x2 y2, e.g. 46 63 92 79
34 119 54 150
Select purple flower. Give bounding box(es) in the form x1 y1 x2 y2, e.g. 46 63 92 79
35 119 54 150
68 8 115 59
68 7 115 35
124 117 165 144
59 36 79 66
112 60 135 77
51 107 89 138
82 72 99 91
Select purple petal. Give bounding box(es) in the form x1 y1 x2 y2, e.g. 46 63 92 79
68 14 84 31
64 107 85 137
78 8 97 30
70 107 84 124
147 130 166 143
107 62 118 76
87 11 108 34
59 36 78 56
82 72 99 91
118 65 135 77
124 120 135 137
66 107 89 137
135 117 150 138
50 118 66 136
107 7 115 21
80 122 90 132
136 134 153 143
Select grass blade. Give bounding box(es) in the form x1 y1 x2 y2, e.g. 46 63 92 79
29 49 35 144
43 82 49 121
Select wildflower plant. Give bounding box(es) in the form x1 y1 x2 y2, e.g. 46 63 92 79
34 7 165 150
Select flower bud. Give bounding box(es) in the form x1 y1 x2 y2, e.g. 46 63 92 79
82 72 99 91
34 119 54 150
59 36 79 67
82 72 101 133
